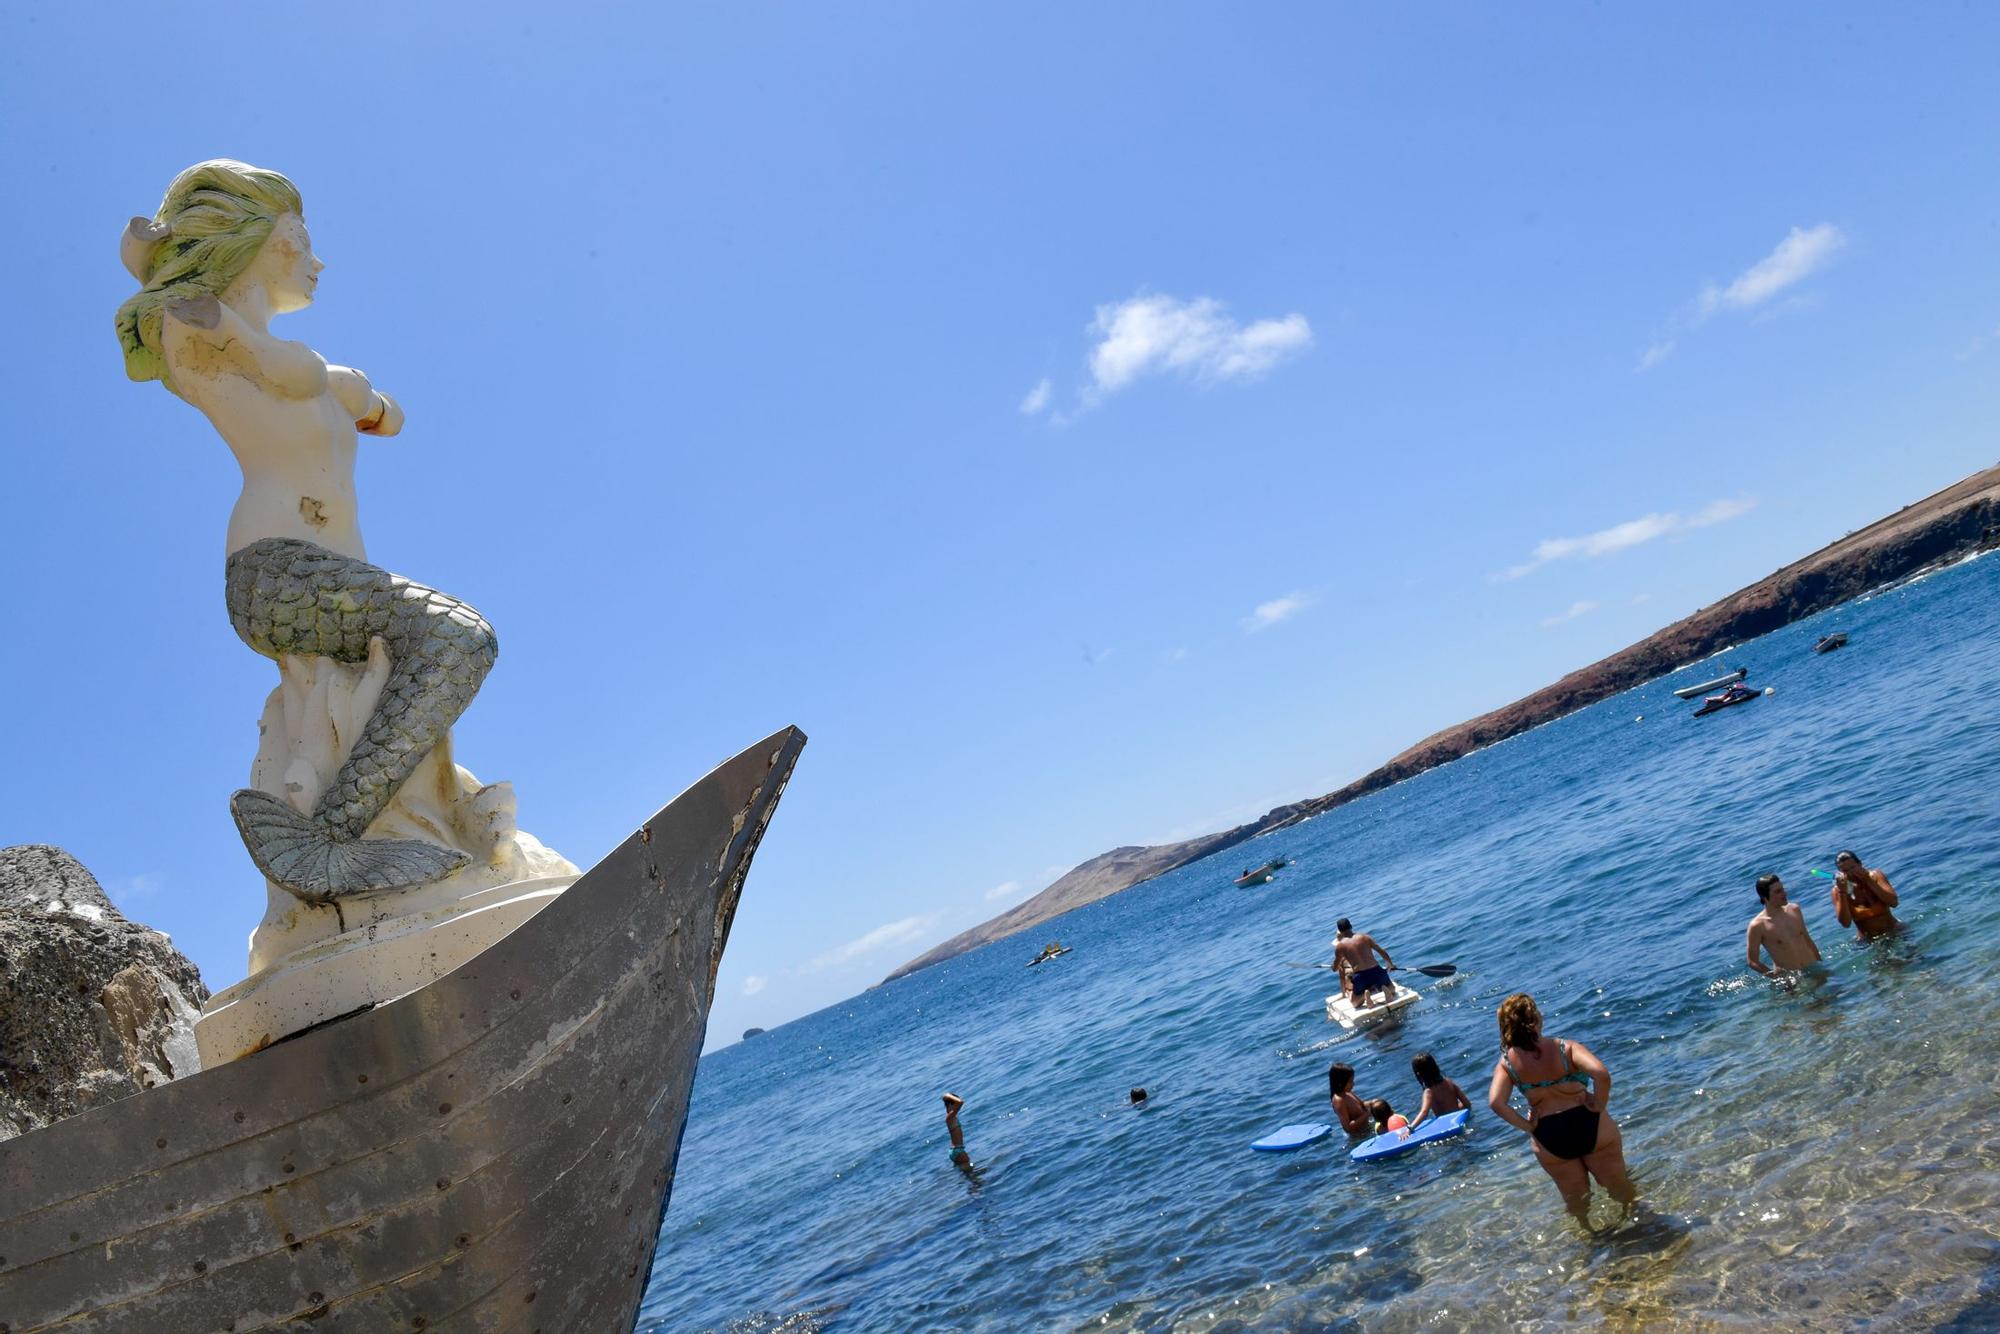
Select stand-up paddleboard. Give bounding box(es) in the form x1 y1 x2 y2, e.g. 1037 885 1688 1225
1326 980 1420 1027
1251 1121 1334 1152
1350 1109 1471 1162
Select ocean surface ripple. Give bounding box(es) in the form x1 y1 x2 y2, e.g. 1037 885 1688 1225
641 552 2000 1332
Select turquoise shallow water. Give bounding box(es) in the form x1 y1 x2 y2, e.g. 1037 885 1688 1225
640 551 2000 1332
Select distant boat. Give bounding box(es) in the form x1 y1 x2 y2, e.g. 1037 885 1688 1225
1027 942 1072 967
1694 685 1763 718
743 1027 767 1040
1814 632 1849 653
1233 858 1290 888
1674 667 1748 700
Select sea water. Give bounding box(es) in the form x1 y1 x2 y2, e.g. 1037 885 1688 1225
640 551 2000 1331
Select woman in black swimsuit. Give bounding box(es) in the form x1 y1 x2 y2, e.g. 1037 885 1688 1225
1486 993 1637 1223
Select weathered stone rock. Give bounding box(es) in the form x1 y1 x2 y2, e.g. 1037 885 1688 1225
0 845 207 1141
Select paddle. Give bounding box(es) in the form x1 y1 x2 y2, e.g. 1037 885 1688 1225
1282 962 1457 978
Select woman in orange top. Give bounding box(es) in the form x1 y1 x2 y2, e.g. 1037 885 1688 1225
1831 849 1900 940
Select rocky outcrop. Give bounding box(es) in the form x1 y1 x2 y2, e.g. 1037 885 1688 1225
0 845 208 1141
886 463 2000 983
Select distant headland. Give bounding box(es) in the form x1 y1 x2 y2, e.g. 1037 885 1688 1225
885 464 2000 984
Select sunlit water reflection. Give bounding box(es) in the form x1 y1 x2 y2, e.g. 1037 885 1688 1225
642 552 2000 1331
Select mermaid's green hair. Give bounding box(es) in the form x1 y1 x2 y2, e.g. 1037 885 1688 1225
115 160 302 387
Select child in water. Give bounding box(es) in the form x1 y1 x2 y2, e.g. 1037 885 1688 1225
1328 1063 1372 1135
1368 1098 1407 1134
1407 1051 1471 1130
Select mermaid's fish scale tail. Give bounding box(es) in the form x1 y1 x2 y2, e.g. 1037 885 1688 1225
230 788 467 901
223 538 496 899
313 584 497 838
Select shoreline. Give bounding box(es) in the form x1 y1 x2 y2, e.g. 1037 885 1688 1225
885 462 2000 984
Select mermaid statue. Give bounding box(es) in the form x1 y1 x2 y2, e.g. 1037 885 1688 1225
116 161 573 943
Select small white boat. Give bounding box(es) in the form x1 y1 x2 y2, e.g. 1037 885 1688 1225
1233 858 1290 888
1674 667 1747 700
1326 981 1420 1028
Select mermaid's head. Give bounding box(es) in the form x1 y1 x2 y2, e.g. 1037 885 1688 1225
115 160 305 387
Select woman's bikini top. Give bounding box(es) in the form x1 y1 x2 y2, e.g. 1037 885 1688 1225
1502 1039 1589 1091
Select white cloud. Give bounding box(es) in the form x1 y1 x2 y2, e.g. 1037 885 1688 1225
108 873 162 908
1087 295 1311 398
984 880 1025 903
1698 224 1846 317
1163 646 1189 663
803 914 936 972
1637 339 1677 371
1956 323 2000 362
741 974 767 996
1541 600 1600 628
1640 224 1844 370
1019 378 1052 414
1242 591 1311 632
1498 498 1755 580
1631 592 1654 606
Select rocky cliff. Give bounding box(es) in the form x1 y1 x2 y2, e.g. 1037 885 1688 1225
0 845 209 1140
885 463 2000 983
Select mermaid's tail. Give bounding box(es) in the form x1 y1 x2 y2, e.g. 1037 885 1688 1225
224 538 498 900
230 788 468 900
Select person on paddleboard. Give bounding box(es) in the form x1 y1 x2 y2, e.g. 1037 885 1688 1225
1831 850 1900 941
1486 993 1637 1226
1333 918 1400 1010
1327 1063 1373 1136
1746 874 1822 974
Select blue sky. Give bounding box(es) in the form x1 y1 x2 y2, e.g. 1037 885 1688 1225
2 5 1996 1048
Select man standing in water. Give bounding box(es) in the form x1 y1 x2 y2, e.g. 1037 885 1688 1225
1745 874 1822 974
1333 918 1400 1009
1831 849 1900 940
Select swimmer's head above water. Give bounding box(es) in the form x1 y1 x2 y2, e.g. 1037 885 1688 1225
1756 873 1786 906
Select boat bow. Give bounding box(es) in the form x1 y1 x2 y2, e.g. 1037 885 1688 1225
0 727 805 1333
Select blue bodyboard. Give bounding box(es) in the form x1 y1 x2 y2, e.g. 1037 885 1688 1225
1251 1122 1334 1153
1349 1110 1471 1162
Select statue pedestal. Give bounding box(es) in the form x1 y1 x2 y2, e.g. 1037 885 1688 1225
194 873 574 1066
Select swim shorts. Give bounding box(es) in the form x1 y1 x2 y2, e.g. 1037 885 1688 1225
1349 965 1393 995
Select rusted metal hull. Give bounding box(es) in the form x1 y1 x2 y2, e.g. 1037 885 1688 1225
0 727 804 1333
